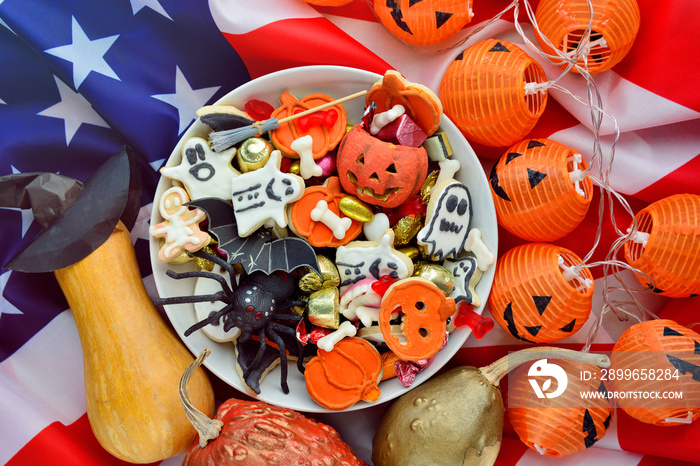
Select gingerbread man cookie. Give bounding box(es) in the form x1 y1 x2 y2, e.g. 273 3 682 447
150 186 211 262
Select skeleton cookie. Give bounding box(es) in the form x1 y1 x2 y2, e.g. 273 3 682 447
150 186 211 262
335 230 413 294
230 150 304 237
160 137 239 201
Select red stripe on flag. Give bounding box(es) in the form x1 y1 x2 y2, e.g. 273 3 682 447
495 436 530 466
636 454 700 466
221 17 391 80
613 0 700 112
617 408 700 464
6 413 161 466
632 154 700 204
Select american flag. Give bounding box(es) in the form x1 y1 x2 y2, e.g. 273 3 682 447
1 0 699 464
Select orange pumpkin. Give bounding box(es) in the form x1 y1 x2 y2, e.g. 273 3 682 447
304 337 383 410
624 194 700 298
440 39 548 147
373 0 474 47
488 243 594 344
336 125 428 208
490 138 593 241
534 0 641 74
611 319 700 425
270 92 347 159
289 176 363 247
508 360 614 456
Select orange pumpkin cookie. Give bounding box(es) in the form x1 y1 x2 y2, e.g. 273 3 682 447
288 176 363 247
379 277 455 361
270 92 347 159
304 337 383 410
365 70 442 137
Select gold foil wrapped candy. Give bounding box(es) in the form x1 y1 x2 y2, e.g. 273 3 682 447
306 287 340 329
298 255 340 293
392 214 423 246
236 137 273 172
413 263 455 297
339 196 374 223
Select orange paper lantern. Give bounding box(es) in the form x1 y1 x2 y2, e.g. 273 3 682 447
611 319 700 425
373 0 474 47
490 138 593 241
624 194 700 298
440 39 548 147
534 0 641 74
508 360 613 456
489 243 594 344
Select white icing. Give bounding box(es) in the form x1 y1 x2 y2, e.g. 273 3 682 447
370 104 405 135
149 186 208 261
362 213 390 241
310 199 353 239
336 232 411 293
290 135 323 179
417 181 472 261
230 150 304 237
464 228 495 272
160 137 239 201
317 320 357 352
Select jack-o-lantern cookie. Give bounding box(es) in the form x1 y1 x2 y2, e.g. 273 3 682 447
270 92 347 160
337 125 428 209
289 176 363 247
366 70 442 137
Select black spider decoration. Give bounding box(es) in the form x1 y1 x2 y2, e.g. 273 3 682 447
154 250 305 394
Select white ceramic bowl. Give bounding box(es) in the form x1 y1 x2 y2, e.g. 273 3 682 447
150 65 498 413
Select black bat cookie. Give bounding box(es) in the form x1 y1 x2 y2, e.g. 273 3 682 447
187 197 320 276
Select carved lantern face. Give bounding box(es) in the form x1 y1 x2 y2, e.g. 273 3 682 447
337 125 428 208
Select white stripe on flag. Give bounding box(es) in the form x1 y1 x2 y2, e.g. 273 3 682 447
208 0 320 35
515 445 642 466
0 310 86 464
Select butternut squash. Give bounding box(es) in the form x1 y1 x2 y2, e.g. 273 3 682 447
54 220 215 463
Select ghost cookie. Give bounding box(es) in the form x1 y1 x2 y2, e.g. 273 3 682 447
443 255 483 308
161 137 239 201
230 150 304 237
417 159 473 261
335 230 413 293
149 186 211 262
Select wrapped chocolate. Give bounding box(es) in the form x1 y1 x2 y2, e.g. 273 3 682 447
413 262 455 296
307 287 340 329
392 214 423 246
236 136 273 172
298 255 340 293
339 195 374 223
375 114 427 147
423 130 453 161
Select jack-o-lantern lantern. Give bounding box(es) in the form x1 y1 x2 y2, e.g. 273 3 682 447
440 39 548 147
611 319 700 425
373 0 474 47
490 138 593 242
337 125 428 208
534 0 641 74
624 194 700 298
489 243 594 344
508 360 613 456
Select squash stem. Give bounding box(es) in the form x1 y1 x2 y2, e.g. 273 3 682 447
179 349 224 448
479 346 610 386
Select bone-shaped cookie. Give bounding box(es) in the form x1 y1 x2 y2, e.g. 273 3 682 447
311 199 353 239
290 135 323 179
464 228 496 272
317 320 357 352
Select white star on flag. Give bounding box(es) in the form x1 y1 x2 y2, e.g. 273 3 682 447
0 97 6 105
130 0 173 20
0 271 24 322
37 76 110 145
44 16 120 89
152 66 220 135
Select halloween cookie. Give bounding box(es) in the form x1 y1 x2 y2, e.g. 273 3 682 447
337 125 428 208
288 176 363 247
304 337 382 410
230 150 305 237
270 91 347 160
365 70 442 136
193 265 240 342
149 186 211 262
160 137 239 201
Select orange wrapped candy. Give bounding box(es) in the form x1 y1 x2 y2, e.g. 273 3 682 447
611 319 700 425
489 243 594 344
490 138 593 241
534 0 641 74
440 39 548 147
624 194 700 298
